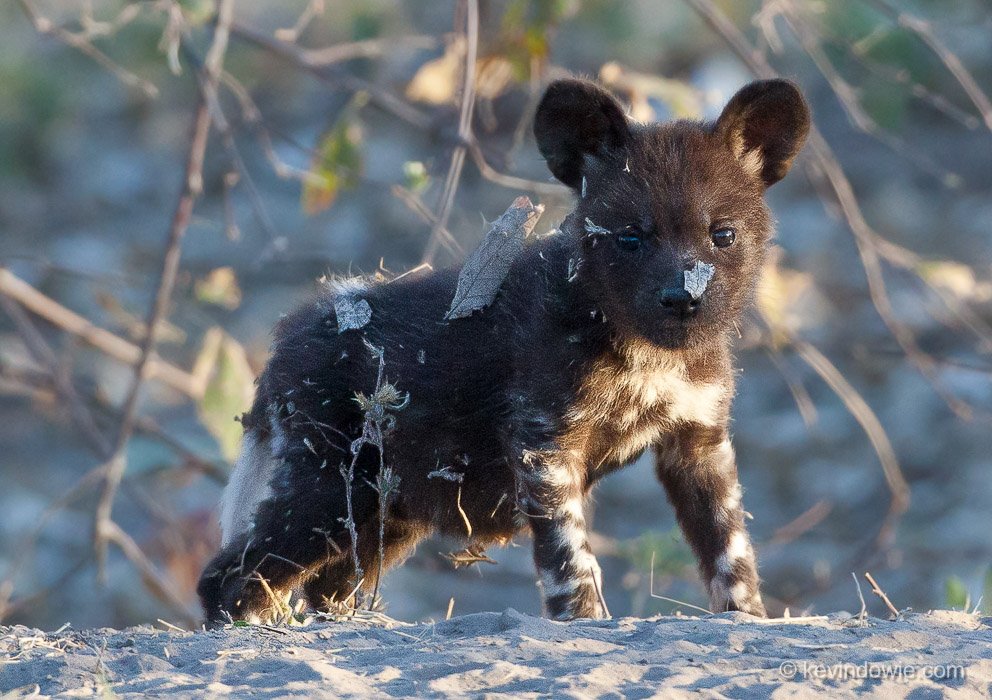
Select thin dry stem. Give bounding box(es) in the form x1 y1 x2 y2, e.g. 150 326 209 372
649 551 712 615
851 572 868 625
864 571 901 619
793 340 910 547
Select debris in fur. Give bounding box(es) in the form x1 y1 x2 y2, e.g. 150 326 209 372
443 546 498 569
427 465 464 482
567 257 581 283
684 260 715 300
583 218 611 238
581 176 588 198
445 196 545 320
334 295 372 332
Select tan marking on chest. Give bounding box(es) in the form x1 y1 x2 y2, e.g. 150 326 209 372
568 352 729 466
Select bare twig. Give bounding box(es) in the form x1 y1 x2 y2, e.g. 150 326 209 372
340 341 409 608
422 0 479 266
369 466 400 610
778 1 959 184
0 293 112 457
390 185 464 257
295 35 439 65
466 140 570 198
764 345 818 428
229 22 433 131
769 499 833 545
863 571 901 619
219 71 326 187
274 0 325 43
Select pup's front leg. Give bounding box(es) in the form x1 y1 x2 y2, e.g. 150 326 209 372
516 450 608 621
655 426 767 617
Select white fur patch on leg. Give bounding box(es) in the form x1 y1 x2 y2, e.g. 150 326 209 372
716 530 750 574
220 430 280 547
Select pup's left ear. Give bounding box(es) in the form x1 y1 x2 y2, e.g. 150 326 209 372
715 79 810 187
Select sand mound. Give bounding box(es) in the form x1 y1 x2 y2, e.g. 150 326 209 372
2 610 989 698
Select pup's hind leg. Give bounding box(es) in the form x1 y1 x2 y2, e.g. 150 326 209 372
303 519 424 611
198 456 377 626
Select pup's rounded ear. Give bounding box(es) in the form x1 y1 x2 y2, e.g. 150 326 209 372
534 79 630 190
715 79 810 187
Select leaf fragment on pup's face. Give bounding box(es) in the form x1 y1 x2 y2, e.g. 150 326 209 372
335 296 372 332
684 261 715 300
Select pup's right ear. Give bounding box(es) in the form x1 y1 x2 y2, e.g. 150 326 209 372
534 79 630 191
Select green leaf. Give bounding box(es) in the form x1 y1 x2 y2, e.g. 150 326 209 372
177 0 214 26
196 330 255 462
402 161 430 193
944 575 969 610
302 98 366 215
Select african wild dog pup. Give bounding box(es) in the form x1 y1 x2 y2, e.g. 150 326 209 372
198 78 810 625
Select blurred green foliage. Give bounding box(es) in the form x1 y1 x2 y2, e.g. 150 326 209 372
620 527 695 578
302 95 367 215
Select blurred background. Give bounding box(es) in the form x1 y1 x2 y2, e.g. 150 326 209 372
1 0 990 631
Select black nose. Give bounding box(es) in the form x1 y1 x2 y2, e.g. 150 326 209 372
658 288 700 316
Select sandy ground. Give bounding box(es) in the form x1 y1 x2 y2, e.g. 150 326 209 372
1 610 989 698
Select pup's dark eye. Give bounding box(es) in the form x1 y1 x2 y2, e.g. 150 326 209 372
616 225 642 251
711 227 736 248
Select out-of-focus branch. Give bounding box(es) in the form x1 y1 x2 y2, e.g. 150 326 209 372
792 339 909 548
422 0 479 265
390 185 463 256
467 140 569 199
93 0 234 583
0 293 111 457
16 0 158 98
229 15 565 234
0 268 201 398
229 21 434 131
274 0 325 43
101 519 199 628
777 1 959 185
863 0 992 134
